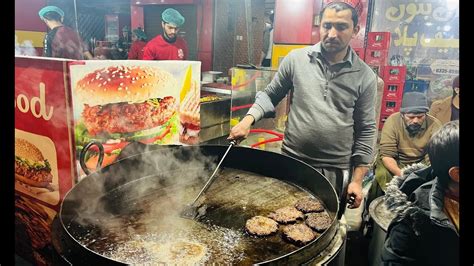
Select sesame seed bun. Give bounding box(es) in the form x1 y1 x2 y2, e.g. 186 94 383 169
15 138 53 189
15 138 44 162
75 65 178 106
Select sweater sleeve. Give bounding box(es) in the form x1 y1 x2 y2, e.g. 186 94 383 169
351 75 378 166
379 113 400 159
247 50 294 122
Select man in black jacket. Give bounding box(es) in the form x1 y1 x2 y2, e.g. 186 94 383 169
381 120 459 265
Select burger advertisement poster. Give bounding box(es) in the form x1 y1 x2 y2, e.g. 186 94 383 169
15 56 76 265
15 56 75 205
15 57 202 264
69 60 201 176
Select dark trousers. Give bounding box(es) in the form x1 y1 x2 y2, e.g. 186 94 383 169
312 167 348 197
314 167 351 219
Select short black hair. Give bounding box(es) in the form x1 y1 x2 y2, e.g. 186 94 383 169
320 2 358 27
43 11 62 22
452 75 459 96
452 75 459 88
427 120 459 185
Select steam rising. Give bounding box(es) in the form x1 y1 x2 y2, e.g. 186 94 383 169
65 145 248 263
61 145 324 263
69 145 217 228
15 35 38 56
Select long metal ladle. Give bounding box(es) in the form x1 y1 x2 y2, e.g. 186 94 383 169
181 140 237 219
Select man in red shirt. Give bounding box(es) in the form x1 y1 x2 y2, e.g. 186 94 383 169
143 8 188 60
128 28 148 60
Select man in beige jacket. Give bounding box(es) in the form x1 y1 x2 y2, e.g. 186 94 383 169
367 92 442 204
429 75 459 124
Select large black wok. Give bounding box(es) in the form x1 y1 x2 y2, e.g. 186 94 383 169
53 143 342 265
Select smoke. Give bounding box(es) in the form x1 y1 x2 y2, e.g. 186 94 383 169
15 35 38 56
67 145 218 236
63 144 254 264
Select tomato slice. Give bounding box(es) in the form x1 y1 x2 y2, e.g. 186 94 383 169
182 123 200 131
138 125 172 144
85 153 119 171
88 141 130 153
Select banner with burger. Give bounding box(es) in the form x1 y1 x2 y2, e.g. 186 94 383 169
15 131 59 206
15 55 78 265
69 61 201 176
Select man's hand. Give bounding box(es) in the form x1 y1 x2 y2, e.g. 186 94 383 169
346 181 363 209
346 165 368 209
227 115 254 143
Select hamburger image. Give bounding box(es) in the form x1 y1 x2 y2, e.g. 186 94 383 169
179 81 200 144
15 138 53 190
74 65 180 168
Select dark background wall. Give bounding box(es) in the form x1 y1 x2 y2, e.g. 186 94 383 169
47 0 114 51
212 0 266 75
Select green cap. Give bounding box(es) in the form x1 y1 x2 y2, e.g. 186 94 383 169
133 28 147 41
38 6 64 19
161 8 185 27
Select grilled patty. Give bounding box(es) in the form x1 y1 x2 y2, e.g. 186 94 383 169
245 216 279 236
268 206 304 224
82 96 176 135
305 211 332 232
282 224 316 246
15 162 52 183
295 197 325 213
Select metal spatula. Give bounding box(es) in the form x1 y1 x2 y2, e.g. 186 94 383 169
181 140 237 219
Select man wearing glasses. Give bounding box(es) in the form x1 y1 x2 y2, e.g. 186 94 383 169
368 92 442 203
143 8 188 60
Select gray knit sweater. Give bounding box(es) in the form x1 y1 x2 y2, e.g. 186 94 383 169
247 43 377 169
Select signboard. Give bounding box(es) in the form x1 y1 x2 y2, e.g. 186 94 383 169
370 0 459 101
69 60 201 178
15 55 76 265
15 56 201 265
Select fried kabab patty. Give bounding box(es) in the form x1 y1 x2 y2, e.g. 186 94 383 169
245 216 279 236
282 223 316 246
305 211 332 232
295 197 325 213
268 206 304 224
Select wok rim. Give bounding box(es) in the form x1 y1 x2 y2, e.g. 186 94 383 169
58 145 342 265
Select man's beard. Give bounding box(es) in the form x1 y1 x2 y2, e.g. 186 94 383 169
162 32 177 43
406 123 422 136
